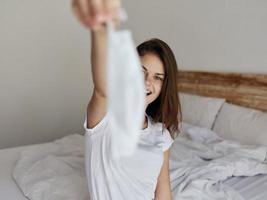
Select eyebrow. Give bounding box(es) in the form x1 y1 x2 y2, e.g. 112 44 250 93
142 65 165 76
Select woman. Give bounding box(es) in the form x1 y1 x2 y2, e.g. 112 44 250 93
72 0 181 199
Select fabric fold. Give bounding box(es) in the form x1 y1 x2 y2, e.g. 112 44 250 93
106 23 145 159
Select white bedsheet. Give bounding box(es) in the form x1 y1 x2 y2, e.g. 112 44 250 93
12 134 89 200
169 124 267 200
3 129 267 200
0 145 34 200
1 144 267 200
225 175 267 200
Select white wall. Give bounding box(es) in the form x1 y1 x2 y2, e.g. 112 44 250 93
123 0 267 73
1 0 267 148
0 0 92 148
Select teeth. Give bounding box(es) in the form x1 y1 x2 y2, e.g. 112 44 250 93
145 89 152 96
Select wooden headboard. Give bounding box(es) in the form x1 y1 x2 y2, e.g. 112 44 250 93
177 71 267 112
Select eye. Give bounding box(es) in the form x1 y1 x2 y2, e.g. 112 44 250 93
142 70 147 77
154 76 164 82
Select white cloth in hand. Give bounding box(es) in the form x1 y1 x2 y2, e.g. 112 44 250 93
107 24 145 159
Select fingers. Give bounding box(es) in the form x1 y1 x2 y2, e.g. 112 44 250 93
103 0 122 29
90 0 105 29
104 0 121 20
71 0 122 30
72 0 88 27
91 0 104 18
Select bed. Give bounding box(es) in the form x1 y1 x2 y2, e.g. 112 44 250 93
1 143 267 200
1 145 267 200
0 71 267 200
174 71 267 200
0 145 34 200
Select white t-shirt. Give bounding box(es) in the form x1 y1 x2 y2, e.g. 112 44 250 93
84 113 174 200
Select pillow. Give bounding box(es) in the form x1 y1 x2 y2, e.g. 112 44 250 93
213 103 267 146
180 122 223 144
179 93 225 129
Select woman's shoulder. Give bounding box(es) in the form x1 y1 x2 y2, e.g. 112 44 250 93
148 116 170 136
148 116 165 132
147 116 174 151
147 116 162 130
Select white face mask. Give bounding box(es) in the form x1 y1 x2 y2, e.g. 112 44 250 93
106 22 145 159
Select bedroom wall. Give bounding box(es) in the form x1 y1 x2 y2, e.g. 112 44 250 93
0 0 91 149
0 0 266 148
123 0 267 73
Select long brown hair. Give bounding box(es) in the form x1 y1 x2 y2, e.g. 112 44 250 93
137 38 182 138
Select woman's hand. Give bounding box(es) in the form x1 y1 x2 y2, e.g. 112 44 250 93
71 0 121 30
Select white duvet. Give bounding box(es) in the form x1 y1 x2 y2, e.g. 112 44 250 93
13 124 267 200
13 134 89 200
170 123 267 200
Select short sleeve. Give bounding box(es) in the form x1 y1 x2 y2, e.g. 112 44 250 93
162 130 174 152
84 113 109 136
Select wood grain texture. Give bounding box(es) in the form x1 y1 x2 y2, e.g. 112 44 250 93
177 71 267 112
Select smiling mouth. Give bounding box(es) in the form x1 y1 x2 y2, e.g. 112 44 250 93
146 91 152 96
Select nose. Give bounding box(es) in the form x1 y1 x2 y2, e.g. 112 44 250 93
145 74 153 86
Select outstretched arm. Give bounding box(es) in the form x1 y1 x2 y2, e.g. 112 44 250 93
87 30 108 128
71 0 121 128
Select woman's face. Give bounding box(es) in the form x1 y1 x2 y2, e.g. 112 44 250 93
140 53 165 108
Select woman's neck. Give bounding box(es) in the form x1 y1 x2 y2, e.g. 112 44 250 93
142 115 148 129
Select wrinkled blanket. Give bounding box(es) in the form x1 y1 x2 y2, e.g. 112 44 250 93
170 123 267 200
13 134 89 200
13 125 267 200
